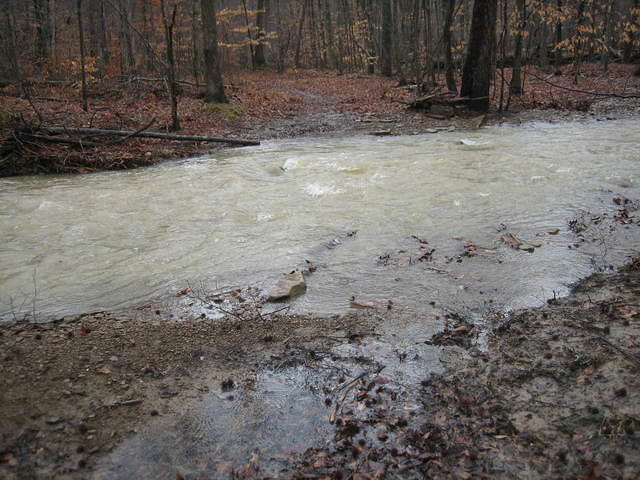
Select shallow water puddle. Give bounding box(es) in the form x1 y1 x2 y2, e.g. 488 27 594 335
94 367 332 479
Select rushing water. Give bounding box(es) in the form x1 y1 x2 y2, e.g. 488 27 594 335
1 119 639 321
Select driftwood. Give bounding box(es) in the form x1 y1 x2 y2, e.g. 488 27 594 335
23 125 260 147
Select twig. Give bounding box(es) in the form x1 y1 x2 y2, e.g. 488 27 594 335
106 398 143 407
329 366 384 423
590 336 640 367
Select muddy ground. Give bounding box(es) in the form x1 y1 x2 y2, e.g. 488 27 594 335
1 260 638 479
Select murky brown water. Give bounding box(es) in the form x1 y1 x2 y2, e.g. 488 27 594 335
1 119 639 321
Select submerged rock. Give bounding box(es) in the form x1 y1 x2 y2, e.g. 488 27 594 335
265 271 307 302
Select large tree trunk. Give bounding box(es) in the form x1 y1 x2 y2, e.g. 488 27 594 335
460 0 497 112
201 0 227 103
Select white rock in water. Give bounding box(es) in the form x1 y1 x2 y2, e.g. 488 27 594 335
265 271 307 302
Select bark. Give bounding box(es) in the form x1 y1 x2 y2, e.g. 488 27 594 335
118 0 134 76
573 0 587 82
97 0 110 66
510 0 526 95
77 0 88 112
322 0 337 69
254 0 268 67
39 127 260 146
554 0 563 67
460 0 498 112
192 0 201 82
33 0 50 60
623 0 639 63
241 0 255 69
442 0 457 93
294 0 307 68
201 0 227 103
380 0 393 76
161 1 181 131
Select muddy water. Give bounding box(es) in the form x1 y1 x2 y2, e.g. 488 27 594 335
1 119 639 320
94 367 333 479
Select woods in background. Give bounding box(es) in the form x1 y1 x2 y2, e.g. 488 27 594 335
0 0 639 110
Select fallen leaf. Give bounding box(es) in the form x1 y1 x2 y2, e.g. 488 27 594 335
97 367 111 375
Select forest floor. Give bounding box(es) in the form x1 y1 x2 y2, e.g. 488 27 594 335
1 63 639 176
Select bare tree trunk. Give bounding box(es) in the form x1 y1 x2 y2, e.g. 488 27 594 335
294 0 307 68
254 0 268 66
322 0 337 69
33 0 50 60
510 0 526 95
118 0 134 76
365 0 376 74
573 0 587 83
623 0 639 63
600 3 612 72
554 0 563 68
442 0 457 93
97 0 110 67
160 0 181 131
50 0 57 64
274 0 291 73
241 0 255 69
380 0 393 76
191 0 201 82
460 0 497 111
77 0 89 112
201 0 227 103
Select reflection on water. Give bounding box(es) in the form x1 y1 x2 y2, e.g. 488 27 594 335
1 119 639 320
93 368 331 479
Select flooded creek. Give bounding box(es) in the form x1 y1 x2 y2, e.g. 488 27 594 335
1 119 639 321
2 119 640 478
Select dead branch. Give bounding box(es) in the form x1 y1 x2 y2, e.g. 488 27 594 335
36 126 260 146
125 76 205 88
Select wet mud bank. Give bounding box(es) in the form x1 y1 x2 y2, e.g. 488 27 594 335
1 264 639 479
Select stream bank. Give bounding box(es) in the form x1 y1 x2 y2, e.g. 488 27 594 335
1 264 638 479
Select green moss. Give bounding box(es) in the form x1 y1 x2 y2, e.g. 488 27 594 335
202 103 243 119
619 257 640 272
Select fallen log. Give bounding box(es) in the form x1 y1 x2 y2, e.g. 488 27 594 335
22 118 158 148
41 126 260 146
